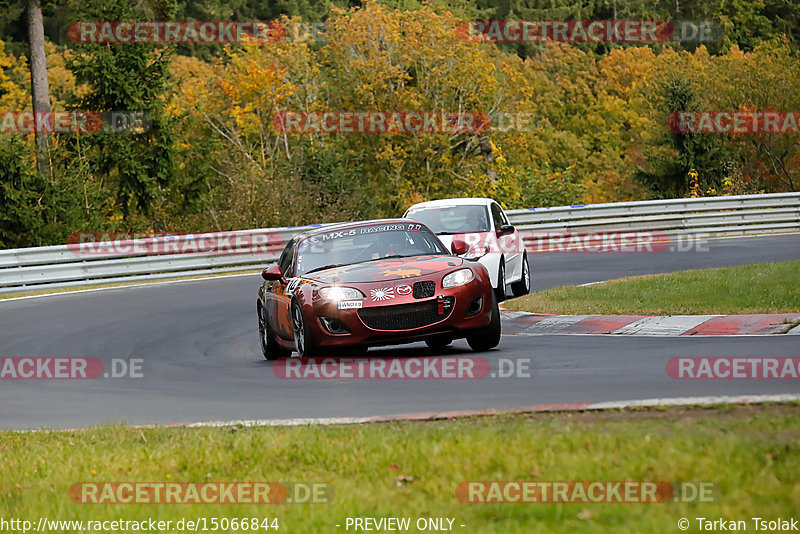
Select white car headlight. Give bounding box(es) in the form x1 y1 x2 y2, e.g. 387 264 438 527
442 268 474 288
464 244 490 260
319 286 364 301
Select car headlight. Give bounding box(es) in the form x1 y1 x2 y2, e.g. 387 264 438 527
464 244 490 260
319 286 364 301
442 268 474 288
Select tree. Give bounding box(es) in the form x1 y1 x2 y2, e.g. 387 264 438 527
634 76 735 197
65 0 178 228
26 0 51 177
703 43 800 192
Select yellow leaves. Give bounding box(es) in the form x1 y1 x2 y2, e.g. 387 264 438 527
597 46 658 99
167 55 216 118
0 38 82 111
218 79 234 99
170 41 297 142
220 46 296 112
375 143 408 168
688 169 701 198
406 191 425 206
320 3 501 111
489 140 506 166
0 38 30 110
0 38 10 70
46 42 88 107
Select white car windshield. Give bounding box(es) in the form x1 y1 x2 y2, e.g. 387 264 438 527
295 222 448 275
406 205 491 234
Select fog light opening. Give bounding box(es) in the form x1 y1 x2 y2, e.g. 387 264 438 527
465 296 483 317
320 316 351 335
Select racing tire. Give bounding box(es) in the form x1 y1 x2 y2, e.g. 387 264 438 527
425 334 453 352
494 262 506 302
510 253 531 297
258 303 291 361
466 293 501 352
291 300 319 358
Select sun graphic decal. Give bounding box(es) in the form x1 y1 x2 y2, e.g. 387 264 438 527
370 287 395 301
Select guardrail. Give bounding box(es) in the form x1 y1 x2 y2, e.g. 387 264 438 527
505 192 800 240
0 225 320 295
1 192 798 295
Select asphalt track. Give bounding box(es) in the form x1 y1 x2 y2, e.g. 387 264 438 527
1 234 798 430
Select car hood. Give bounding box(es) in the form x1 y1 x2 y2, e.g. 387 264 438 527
302 255 464 284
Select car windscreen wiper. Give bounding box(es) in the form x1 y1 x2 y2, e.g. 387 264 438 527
381 253 431 259
304 263 349 275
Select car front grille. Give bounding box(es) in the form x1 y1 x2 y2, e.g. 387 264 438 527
412 280 435 299
358 297 454 331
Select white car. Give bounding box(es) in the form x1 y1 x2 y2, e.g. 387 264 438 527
403 198 530 301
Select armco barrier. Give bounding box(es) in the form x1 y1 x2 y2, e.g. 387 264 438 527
0 225 320 295
0 193 798 295
505 192 800 240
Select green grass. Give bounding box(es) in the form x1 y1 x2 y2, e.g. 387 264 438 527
506 260 800 315
2 404 799 533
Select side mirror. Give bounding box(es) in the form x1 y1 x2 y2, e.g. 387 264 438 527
261 264 283 281
451 239 469 256
499 224 515 235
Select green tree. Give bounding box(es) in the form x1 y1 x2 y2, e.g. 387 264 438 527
64 0 177 228
634 77 733 197
0 135 96 247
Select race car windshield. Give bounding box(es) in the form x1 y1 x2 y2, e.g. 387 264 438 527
295 223 449 276
406 205 491 233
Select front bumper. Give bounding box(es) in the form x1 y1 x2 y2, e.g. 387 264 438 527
305 278 493 348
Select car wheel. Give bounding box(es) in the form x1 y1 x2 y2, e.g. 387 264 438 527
466 293 501 352
494 262 506 302
425 334 453 352
258 303 291 361
510 253 531 297
291 300 318 358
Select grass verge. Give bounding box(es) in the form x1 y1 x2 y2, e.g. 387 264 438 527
2 404 799 533
506 260 800 315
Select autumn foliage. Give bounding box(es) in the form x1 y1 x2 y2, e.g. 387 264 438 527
0 1 798 245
